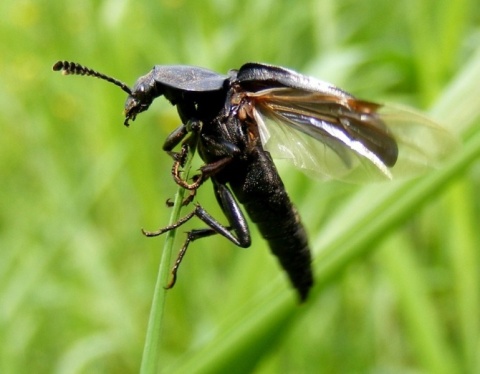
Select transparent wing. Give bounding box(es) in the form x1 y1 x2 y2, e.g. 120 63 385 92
244 88 458 183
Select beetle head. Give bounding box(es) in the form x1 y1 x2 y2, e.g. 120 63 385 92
124 71 160 127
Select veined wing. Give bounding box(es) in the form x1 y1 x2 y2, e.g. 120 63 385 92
243 88 458 182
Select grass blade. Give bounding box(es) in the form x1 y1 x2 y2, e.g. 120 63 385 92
140 145 196 374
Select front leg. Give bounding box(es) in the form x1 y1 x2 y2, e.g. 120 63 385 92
162 120 203 191
173 132 243 190
163 123 189 162
163 119 203 160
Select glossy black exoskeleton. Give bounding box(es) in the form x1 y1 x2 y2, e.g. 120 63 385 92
53 60 455 301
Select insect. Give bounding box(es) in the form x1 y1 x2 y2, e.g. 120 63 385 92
53 60 456 301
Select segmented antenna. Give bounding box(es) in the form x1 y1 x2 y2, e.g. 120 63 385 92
52 60 132 95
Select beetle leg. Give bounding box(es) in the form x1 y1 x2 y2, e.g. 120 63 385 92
172 152 236 191
163 120 203 163
142 182 251 288
180 187 197 206
174 134 241 188
170 146 205 191
211 181 251 247
199 157 234 178
142 209 197 237
168 123 205 190
171 129 241 190
171 144 192 185
172 166 200 190
142 189 250 245
171 147 199 190
164 228 218 289
163 123 188 156
165 187 196 208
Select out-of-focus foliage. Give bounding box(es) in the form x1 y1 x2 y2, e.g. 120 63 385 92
1 0 480 372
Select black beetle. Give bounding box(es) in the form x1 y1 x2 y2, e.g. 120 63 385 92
53 60 455 301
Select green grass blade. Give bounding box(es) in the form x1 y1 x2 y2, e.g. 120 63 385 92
447 180 480 372
140 145 196 374
380 234 458 374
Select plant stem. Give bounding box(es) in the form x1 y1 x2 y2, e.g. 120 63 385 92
140 144 196 374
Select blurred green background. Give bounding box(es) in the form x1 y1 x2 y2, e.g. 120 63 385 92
2 0 480 373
